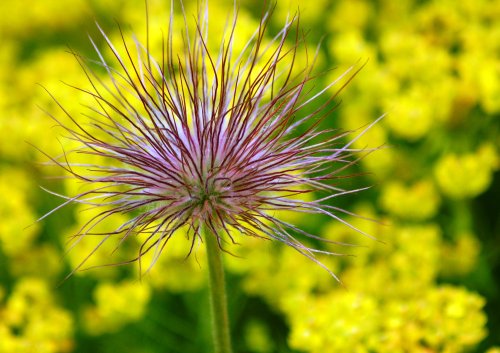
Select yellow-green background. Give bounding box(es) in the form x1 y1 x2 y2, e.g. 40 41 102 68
1 0 499 352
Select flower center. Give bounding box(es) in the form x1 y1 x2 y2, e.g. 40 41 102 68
187 175 233 217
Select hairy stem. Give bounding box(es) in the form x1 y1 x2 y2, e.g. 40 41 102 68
204 224 233 353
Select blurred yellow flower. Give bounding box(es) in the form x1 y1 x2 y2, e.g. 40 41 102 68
0 278 73 353
0 168 39 256
287 285 486 353
435 144 498 199
380 179 440 221
440 232 481 277
84 280 151 335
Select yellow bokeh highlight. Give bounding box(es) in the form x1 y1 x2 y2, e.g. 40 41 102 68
435 144 498 199
139 226 206 293
0 168 39 256
83 280 151 335
0 278 74 353
63 205 136 279
440 232 480 277
287 285 486 353
380 179 440 221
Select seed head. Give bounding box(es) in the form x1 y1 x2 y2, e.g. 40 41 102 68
39 2 377 279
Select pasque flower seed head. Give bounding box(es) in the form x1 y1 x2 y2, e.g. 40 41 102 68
39 1 377 279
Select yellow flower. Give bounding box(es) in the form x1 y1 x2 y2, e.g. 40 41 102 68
440 232 480 277
330 30 376 64
139 226 206 292
286 285 486 353
380 179 440 220
287 292 379 353
0 168 39 256
435 144 498 199
1 278 74 353
478 58 500 114
84 280 151 335
383 86 434 141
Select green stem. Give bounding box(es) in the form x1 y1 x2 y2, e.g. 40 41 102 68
203 224 233 353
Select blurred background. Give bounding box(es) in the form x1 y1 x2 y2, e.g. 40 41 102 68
0 0 499 352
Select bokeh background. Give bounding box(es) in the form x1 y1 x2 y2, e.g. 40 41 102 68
1 0 499 352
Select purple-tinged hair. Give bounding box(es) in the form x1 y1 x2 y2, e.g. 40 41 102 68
38 1 378 280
